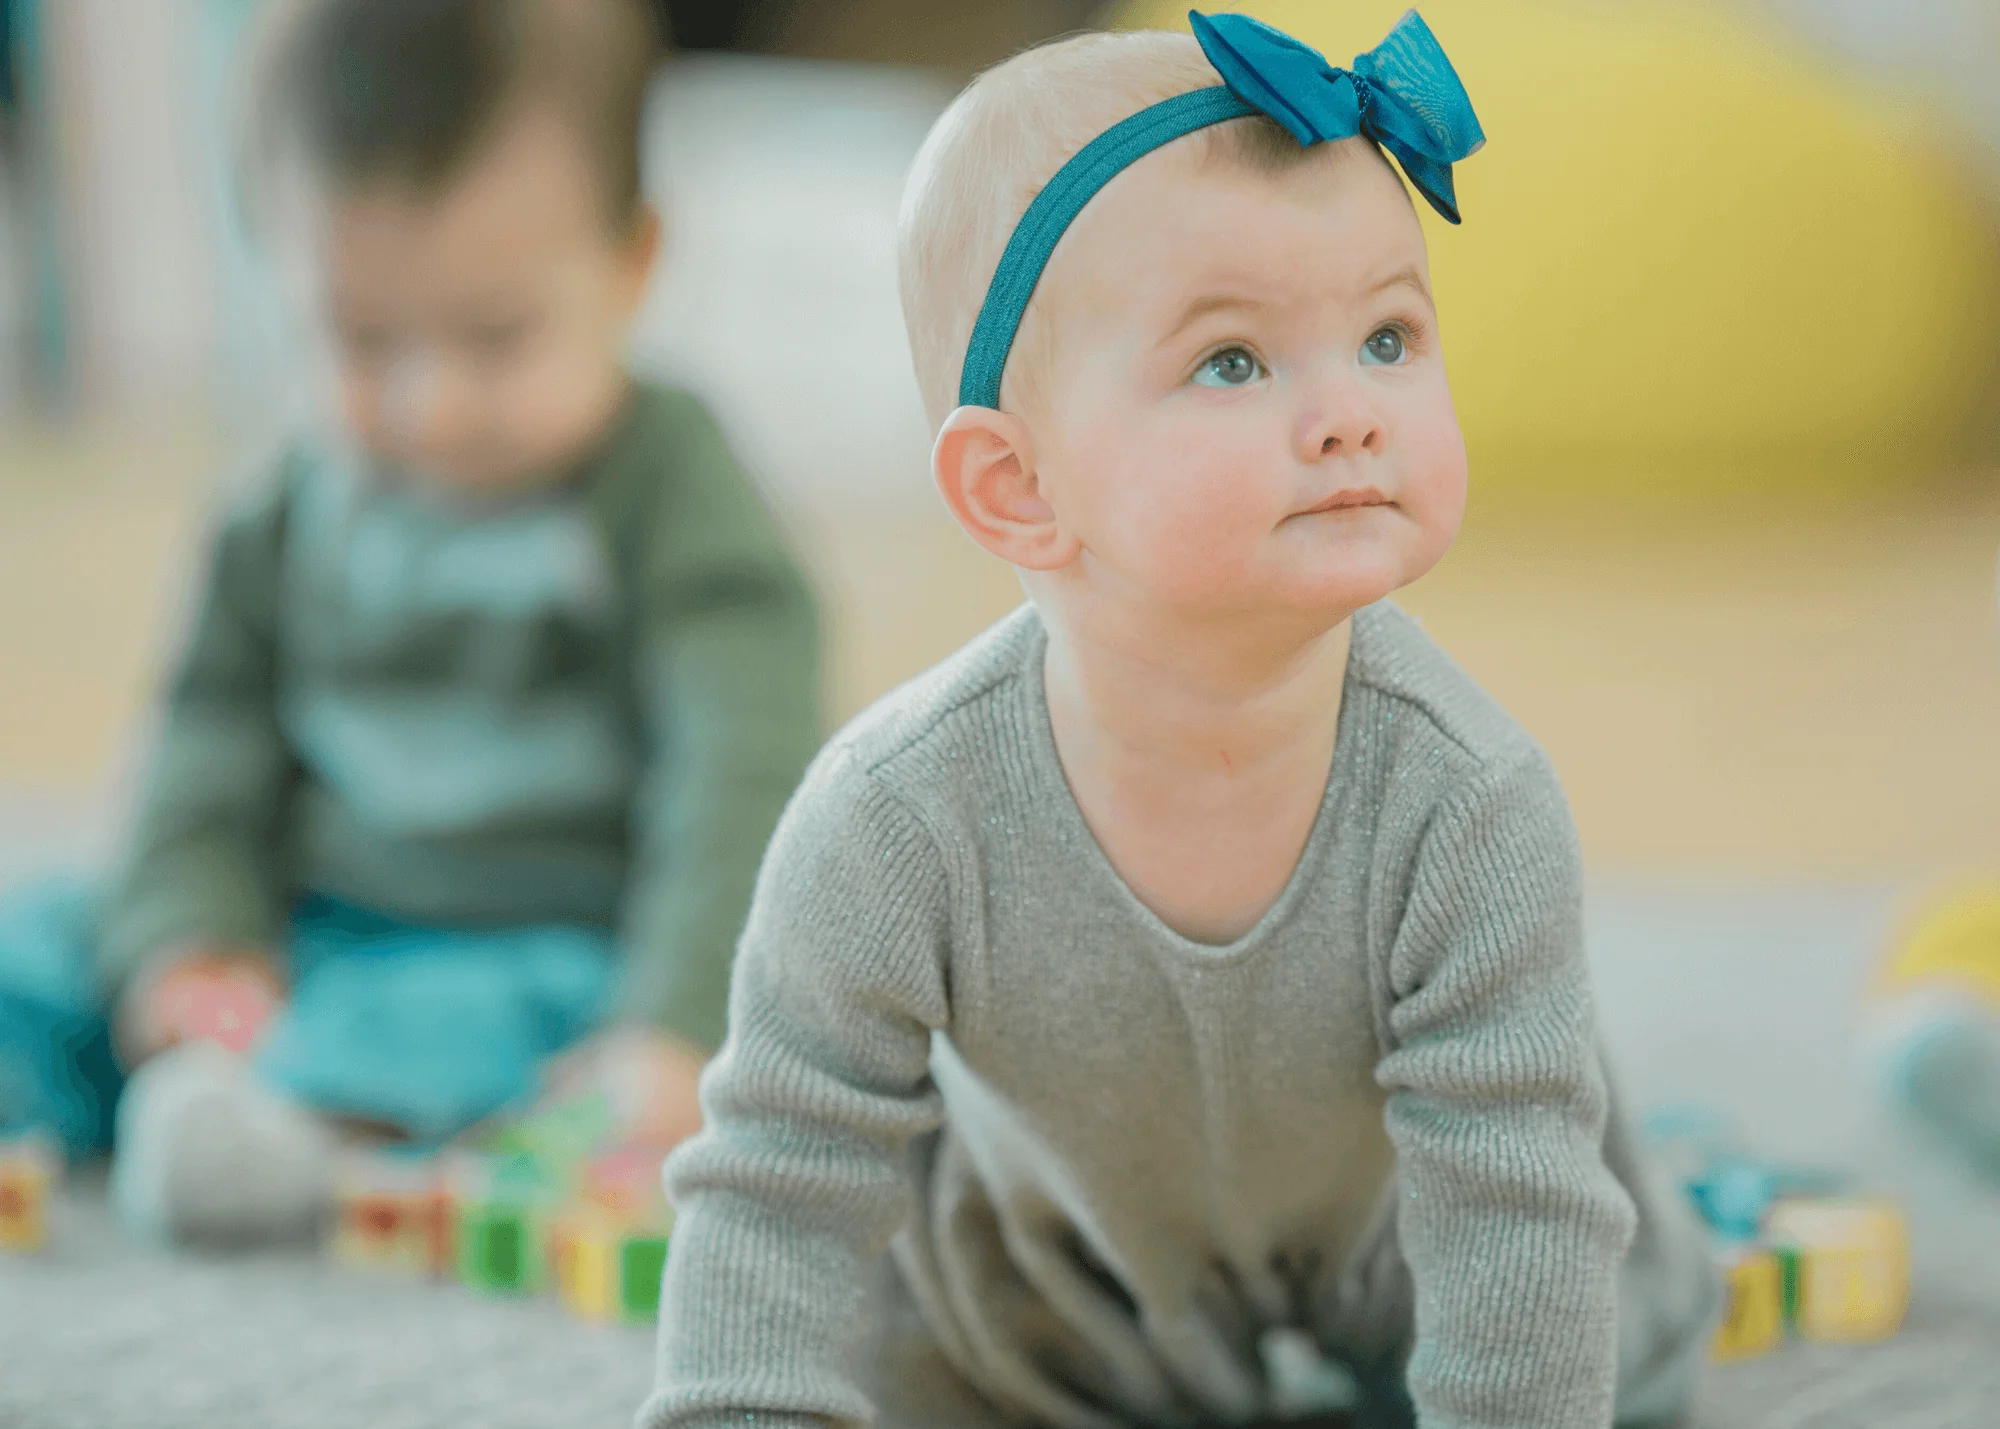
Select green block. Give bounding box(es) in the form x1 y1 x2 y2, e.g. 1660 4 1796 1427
1776 1245 1801 1326
459 1203 537 1294
619 1234 670 1321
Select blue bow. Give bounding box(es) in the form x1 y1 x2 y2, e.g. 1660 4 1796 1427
1189 9 1485 224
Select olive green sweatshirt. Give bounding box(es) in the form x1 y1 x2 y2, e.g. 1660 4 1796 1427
98 383 822 1054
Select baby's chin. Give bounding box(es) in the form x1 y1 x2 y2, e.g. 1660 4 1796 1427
1266 516 1444 599
1261 543 1437 619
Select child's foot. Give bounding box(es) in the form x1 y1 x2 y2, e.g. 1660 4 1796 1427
111 1040 336 1248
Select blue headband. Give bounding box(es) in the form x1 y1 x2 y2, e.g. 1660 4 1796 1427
956 8 1485 412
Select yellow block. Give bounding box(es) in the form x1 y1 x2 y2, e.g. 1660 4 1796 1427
1768 1198 1910 1343
564 1224 619 1320
1712 1248 1785 1362
0 1161 51 1252
1111 0 2000 495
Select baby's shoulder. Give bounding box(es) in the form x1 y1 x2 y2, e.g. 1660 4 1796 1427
767 606 1041 877
813 605 1041 793
1346 601 1559 800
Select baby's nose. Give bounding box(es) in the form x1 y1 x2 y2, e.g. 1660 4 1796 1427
1300 401 1386 461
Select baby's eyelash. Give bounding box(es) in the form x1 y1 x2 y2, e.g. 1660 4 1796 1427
1188 341 1265 377
1380 314 1430 348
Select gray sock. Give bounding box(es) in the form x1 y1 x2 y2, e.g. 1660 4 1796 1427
111 1041 337 1249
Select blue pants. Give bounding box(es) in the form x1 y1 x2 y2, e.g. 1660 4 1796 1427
0 878 616 1156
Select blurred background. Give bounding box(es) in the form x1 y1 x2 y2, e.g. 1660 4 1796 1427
5 0 2000 1154
1 0 1998 885
2 1 2000 1421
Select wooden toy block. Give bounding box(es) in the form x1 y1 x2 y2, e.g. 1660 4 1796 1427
459 1199 541 1295
618 1232 669 1322
1767 1199 1909 1343
568 1222 618 1320
545 1209 585 1310
330 1148 462 1275
417 1184 458 1278
1711 1248 1785 1362
333 1187 425 1272
549 1206 672 1323
1776 1245 1802 1324
0 1134 59 1252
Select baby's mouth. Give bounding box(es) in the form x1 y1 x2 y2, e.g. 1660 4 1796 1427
1295 485 1394 517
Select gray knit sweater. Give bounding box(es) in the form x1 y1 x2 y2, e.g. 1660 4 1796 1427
647 601 1717 1429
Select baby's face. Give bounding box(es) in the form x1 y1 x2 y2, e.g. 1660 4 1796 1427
275 108 656 496
1028 137 1467 625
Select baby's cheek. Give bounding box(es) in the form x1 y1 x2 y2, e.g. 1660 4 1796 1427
1128 470 1272 604
499 349 596 458
337 371 388 456
1397 418 1469 553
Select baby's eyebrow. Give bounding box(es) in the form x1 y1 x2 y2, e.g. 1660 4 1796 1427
1159 291 1275 347
1367 265 1431 301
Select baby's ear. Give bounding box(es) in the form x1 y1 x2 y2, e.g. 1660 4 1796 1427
931 407 1079 572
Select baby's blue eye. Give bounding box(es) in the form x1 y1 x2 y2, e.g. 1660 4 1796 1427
1192 347 1265 388
1360 326 1407 366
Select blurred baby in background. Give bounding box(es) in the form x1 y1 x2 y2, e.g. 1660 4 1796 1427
0 0 821 1247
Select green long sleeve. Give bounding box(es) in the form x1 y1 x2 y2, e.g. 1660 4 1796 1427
97 458 300 991
593 389 823 1051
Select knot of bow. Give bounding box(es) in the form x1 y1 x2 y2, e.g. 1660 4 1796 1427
1189 9 1485 223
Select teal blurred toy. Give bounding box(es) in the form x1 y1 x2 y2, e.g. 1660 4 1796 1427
1642 1105 1845 1243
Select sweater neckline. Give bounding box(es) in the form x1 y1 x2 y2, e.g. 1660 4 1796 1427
1014 610 1366 962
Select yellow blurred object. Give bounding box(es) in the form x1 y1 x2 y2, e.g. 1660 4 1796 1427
1876 878 2000 1010
554 1209 618 1319
1111 0 2000 495
0 1136 58 1252
1711 1248 1786 1362
1767 1198 1910 1343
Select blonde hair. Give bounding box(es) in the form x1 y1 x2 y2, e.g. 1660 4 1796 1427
897 30 1313 430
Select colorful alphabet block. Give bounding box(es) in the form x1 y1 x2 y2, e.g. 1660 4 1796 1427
0 1133 58 1252
459 1199 541 1295
1711 1248 1785 1362
549 1205 672 1323
329 1148 463 1276
1765 1199 1909 1343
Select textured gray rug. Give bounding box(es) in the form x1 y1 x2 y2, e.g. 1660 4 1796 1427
3 1165 1997 1429
3 800 1999 1426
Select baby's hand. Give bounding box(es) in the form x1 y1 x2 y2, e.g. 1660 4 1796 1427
117 942 285 1066
544 1024 708 1152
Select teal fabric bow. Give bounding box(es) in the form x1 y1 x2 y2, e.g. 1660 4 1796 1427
956 9 1484 411
1190 9 1485 224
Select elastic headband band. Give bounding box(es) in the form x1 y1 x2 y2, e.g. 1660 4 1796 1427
955 8 1485 412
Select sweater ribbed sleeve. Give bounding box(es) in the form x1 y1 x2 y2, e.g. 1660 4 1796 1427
641 755 952 1429
1376 750 1637 1429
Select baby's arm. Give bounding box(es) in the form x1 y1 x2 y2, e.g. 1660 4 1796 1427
100 459 302 1044
641 760 949 1429
613 391 823 1057
1377 751 1636 1429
